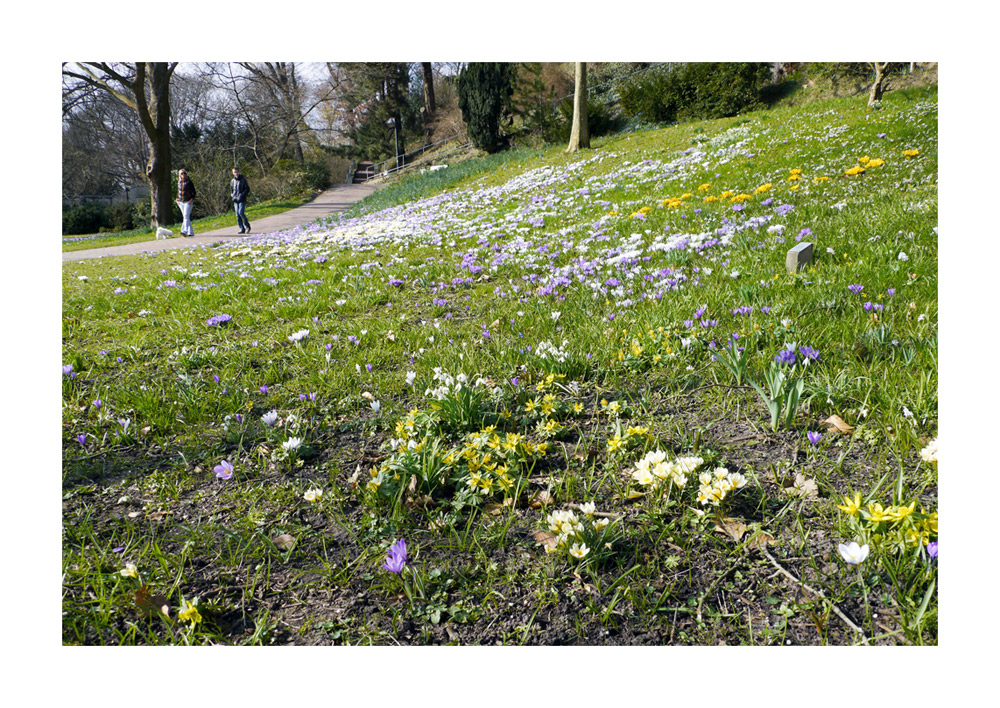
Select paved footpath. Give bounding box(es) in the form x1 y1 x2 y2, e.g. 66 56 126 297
63 182 380 263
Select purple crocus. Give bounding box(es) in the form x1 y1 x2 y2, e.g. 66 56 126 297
383 539 407 573
798 345 820 362
807 431 822 446
92 399 102 411
76 433 87 446
62 364 74 376
214 460 234 480
773 348 797 365
927 541 938 559
848 284 864 295
259 385 268 395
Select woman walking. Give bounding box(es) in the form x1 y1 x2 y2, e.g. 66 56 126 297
177 169 197 237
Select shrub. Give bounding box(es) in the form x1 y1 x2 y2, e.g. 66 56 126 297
302 160 331 191
107 203 137 232
62 202 108 235
554 97 624 142
620 62 773 124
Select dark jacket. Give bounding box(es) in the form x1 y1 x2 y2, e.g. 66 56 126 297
231 175 250 203
178 178 196 202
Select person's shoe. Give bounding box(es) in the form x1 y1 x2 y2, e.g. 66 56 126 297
237 229 246 235
245 222 251 232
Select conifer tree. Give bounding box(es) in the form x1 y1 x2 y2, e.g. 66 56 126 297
457 63 515 153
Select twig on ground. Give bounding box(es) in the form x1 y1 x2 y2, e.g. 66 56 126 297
761 547 869 645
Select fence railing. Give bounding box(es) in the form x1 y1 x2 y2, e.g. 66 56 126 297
355 130 470 182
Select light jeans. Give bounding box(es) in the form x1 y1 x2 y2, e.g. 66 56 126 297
178 200 194 235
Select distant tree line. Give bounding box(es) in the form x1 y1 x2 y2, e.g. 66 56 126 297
62 62 914 235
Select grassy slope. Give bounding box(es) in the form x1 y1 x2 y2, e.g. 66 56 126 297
61 85 938 646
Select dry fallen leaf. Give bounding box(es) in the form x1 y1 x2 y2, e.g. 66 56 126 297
272 534 296 551
746 530 775 551
782 473 819 499
820 414 854 435
528 490 553 509
135 586 170 619
714 517 748 542
531 530 558 548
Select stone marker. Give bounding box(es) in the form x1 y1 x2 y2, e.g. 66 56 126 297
786 242 813 273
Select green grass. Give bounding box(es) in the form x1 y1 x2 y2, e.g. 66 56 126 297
62 84 938 646
61 194 318 252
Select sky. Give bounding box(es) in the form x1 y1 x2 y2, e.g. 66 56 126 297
7 0 998 703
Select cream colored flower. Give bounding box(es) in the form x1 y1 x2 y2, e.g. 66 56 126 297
569 542 590 559
919 438 938 464
304 488 323 503
120 563 138 579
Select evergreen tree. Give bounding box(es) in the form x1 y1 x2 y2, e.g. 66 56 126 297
457 63 515 153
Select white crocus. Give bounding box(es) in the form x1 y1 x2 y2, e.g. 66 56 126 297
261 410 278 427
838 541 870 565
282 437 302 452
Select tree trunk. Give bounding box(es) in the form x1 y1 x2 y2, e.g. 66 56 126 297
143 63 174 227
62 62 177 228
422 62 436 143
567 62 590 152
868 62 889 107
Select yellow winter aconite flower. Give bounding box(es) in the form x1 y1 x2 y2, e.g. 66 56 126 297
178 601 202 626
703 195 718 203
607 435 625 453
787 174 801 182
698 183 711 191
887 502 916 522
844 166 865 176
858 156 870 164
867 158 885 167
789 168 803 175
903 149 919 157
754 183 772 194
813 175 830 183
837 493 862 516
865 502 889 523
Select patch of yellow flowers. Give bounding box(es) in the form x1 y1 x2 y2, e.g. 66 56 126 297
837 492 938 550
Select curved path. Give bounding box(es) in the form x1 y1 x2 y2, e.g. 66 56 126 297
63 182 380 262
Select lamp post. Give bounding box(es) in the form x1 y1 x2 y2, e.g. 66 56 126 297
387 117 400 170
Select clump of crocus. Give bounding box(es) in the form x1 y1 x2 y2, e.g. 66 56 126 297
696 467 748 507
807 431 822 446
541 503 617 566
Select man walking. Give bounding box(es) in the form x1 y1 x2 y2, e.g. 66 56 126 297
231 168 251 234
177 169 197 237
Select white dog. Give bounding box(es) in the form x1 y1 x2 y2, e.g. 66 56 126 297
156 227 173 240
